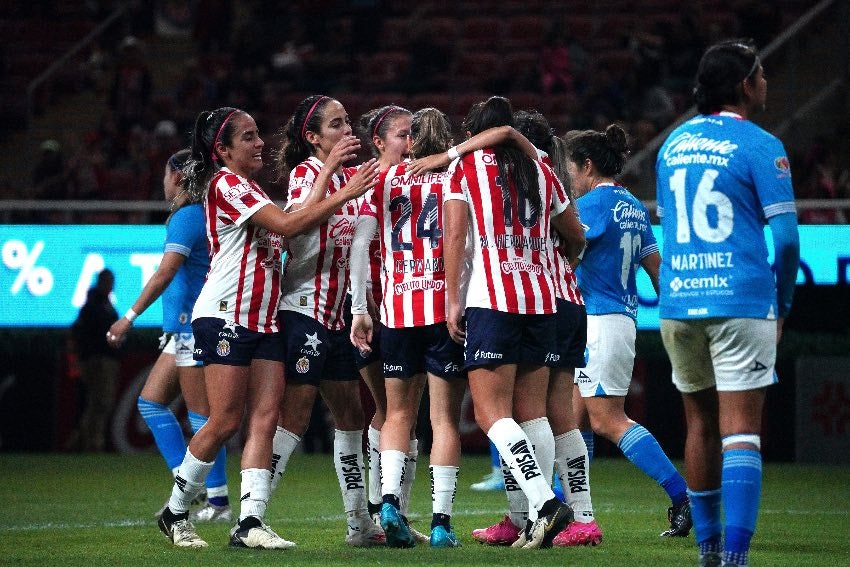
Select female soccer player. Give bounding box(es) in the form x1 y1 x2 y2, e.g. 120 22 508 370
443 96 584 549
352 104 420 532
107 149 231 523
566 124 692 539
656 40 799 567
156 106 377 549
268 95 384 547
350 107 466 548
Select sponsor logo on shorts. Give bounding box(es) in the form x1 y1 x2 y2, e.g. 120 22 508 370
545 352 560 363
748 360 768 372
301 332 322 356
474 349 503 361
193 348 204 356
216 339 230 357
444 361 461 374
383 363 403 373
576 370 592 384
219 320 239 339
295 356 310 374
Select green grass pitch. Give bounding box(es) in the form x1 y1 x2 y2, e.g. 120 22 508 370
0 452 847 566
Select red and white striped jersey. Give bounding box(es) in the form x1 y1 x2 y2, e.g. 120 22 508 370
192 167 283 333
535 148 583 305
552 238 584 305
367 162 449 328
444 149 568 315
280 156 362 330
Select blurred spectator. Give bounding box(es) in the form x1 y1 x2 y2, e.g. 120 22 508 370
109 36 153 131
67 269 120 452
31 140 68 199
540 28 575 97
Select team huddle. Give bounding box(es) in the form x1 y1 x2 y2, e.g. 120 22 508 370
108 39 799 566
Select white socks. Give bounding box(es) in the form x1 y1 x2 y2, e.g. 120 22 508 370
333 429 368 518
430 465 459 516
270 426 301 492
168 450 213 514
367 426 382 508
555 429 595 522
487 418 554 515
239 467 271 521
380 449 407 500
400 438 418 516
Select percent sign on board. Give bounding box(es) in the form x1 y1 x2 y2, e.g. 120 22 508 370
2 240 54 296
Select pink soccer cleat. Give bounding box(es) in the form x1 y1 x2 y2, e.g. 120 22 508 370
471 514 521 545
552 520 603 547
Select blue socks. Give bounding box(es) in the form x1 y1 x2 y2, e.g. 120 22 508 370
137 397 186 472
722 449 761 566
618 424 688 505
188 411 229 504
488 441 501 469
689 488 722 555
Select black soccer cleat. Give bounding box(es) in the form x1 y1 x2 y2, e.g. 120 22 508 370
660 499 693 537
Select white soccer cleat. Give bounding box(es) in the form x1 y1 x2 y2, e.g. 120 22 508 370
523 503 573 549
158 509 208 548
190 503 232 523
229 516 296 549
346 514 386 547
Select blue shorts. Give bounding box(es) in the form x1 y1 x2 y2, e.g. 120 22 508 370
380 323 465 380
551 299 587 369
279 310 359 385
342 294 383 370
192 317 284 366
463 307 556 369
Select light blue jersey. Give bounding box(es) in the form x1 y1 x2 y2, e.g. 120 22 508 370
576 184 658 320
656 112 795 319
162 204 208 333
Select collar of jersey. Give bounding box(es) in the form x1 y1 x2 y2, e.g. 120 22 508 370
713 111 744 120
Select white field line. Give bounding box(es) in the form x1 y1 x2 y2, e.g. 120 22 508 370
1 505 846 533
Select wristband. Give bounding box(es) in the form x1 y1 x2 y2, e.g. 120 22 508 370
124 308 138 323
447 146 460 160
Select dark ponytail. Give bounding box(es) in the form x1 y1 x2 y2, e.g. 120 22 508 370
564 124 629 177
462 96 542 217
274 95 334 182
183 107 241 201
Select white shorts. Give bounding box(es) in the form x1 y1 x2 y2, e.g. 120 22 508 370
660 318 777 393
576 314 636 397
160 332 201 368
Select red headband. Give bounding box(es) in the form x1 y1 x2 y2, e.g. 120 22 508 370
301 96 328 140
372 106 398 138
211 110 240 162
